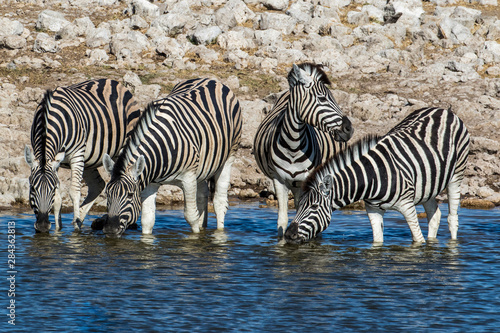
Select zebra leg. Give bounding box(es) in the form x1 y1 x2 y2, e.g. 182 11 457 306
140 183 160 234
54 184 63 231
274 179 290 238
398 201 426 243
366 205 385 243
447 174 463 240
196 181 209 230
181 172 202 233
79 168 105 225
212 155 235 230
291 186 303 210
69 155 85 231
423 198 441 240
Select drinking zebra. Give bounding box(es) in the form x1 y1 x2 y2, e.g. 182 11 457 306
101 78 242 237
285 107 470 244
24 79 140 233
254 63 353 237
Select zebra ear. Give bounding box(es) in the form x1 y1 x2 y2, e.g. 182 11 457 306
52 150 65 171
24 145 36 168
293 64 313 88
320 174 333 197
131 155 145 180
103 154 115 175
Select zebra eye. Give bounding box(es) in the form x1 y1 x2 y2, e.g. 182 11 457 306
317 95 328 104
127 191 134 199
310 203 320 210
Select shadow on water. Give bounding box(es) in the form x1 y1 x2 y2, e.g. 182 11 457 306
2 203 500 331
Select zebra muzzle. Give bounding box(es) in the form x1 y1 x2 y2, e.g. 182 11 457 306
34 213 51 233
103 216 126 238
334 116 354 142
284 222 303 244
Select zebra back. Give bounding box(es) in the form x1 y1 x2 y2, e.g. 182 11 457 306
110 78 242 189
30 79 140 169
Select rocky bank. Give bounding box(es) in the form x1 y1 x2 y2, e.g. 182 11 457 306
0 0 499 215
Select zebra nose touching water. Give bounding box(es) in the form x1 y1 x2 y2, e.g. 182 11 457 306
24 79 140 233
285 107 470 244
100 78 242 238
254 63 353 237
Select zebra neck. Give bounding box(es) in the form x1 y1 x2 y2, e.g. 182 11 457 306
330 163 373 209
278 103 308 147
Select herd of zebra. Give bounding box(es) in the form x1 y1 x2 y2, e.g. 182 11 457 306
23 63 470 244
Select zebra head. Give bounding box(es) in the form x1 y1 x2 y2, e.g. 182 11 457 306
24 145 64 233
288 63 353 142
285 174 335 243
102 153 144 237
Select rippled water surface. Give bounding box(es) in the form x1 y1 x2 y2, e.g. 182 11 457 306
1 202 499 332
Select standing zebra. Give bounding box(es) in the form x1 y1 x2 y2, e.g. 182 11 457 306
285 107 470 244
24 79 140 233
101 78 242 237
254 63 353 237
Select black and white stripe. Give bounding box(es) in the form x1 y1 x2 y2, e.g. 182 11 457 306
285 107 470 243
24 79 140 232
102 78 242 237
253 63 353 236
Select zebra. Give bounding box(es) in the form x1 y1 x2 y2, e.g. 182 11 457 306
285 107 470 244
253 63 353 237
101 78 242 237
24 79 140 233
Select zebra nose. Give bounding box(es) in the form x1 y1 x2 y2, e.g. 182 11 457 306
334 116 353 142
34 213 51 233
103 216 124 237
284 222 300 243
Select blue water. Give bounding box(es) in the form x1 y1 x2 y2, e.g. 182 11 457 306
1 202 499 332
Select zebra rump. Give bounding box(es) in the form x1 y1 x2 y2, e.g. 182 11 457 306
285 107 470 244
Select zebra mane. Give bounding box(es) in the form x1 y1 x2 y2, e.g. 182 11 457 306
303 134 382 191
112 102 157 178
287 63 331 87
32 90 54 167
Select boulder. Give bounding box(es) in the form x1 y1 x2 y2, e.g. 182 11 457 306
35 10 70 33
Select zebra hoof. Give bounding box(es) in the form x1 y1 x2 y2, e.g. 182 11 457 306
72 219 83 232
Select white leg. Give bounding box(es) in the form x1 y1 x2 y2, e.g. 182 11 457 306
397 201 425 243
274 178 290 238
79 168 105 224
212 155 235 230
447 174 463 240
423 198 441 240
69 154 85 230
53 185 62 230
140 183 160 234
181 172 201 233
196 181 209 230
366 205 385 243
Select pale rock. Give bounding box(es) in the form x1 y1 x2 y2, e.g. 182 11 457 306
128 0 160 19
151 13 189 36
259 12 297 35
215 0 255 31
286 1 314 24
191 26 222 45
154 36 185 58
450 6 482 30
86 27 112 48
35 10 70 33
261 0 289 11
0 18 24 38
123 71 142 91
217 31 255 50
33 33 60 53
254 29 282 46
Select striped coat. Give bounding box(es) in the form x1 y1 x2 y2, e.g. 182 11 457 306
24 79 140 232
285 107 470 243
254 63 353 236
102 78 242 237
